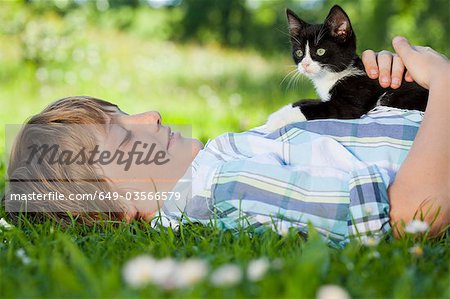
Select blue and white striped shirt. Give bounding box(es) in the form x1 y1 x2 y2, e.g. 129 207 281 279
156 106 423 247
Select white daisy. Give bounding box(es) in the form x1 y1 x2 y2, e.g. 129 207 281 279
150 257 178 288
316 285 351 299
122 255 157 288
210 264 243 287
172 259 208 288
361 236 381 247
123 255 209 290
247 258 270 282
409 245 424 257
279 221 293 236
363 206 373 215
0 218 13 230
405 220 429 234
15 248 31 265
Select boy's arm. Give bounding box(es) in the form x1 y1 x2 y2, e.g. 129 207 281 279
384 37 450 236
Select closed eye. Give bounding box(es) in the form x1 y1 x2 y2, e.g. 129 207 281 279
119 127 132 147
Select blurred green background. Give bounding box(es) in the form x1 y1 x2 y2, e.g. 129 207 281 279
0 3 448 298
0 0 448 172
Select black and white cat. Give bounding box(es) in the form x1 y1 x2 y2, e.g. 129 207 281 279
266 5 428 130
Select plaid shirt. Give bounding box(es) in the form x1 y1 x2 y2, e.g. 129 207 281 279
155 106 423 247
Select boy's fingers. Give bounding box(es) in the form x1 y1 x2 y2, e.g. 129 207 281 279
124 208 138 223
405 70 414 82
362 49 379 78
392 36 415 63
377 50 393 88
390 54 405 89
139 211 156 222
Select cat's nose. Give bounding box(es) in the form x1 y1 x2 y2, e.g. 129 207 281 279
302 62 310 68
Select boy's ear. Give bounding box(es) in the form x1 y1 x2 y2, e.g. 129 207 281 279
325 5 353 42
286 8 307 37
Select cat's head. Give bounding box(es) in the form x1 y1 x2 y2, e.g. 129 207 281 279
286 5 357 78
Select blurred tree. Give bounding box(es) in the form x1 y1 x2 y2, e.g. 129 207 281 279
2 0 448 56
322 0 449 55
178 0 250 47
176 0 448 55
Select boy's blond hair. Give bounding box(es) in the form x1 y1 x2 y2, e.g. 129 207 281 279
5 96 126 224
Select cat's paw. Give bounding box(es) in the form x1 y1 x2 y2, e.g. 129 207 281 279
266 104 306 131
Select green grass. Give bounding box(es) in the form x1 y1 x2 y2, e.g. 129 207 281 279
0 215 449 298
1 7 449 299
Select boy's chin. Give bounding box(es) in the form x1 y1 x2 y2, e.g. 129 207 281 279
169 138 203 166
191 139 203 157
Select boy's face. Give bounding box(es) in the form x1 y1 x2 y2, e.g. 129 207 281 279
97 107 203 220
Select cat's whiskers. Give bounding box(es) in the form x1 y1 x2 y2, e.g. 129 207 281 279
291 35 301 45
293 72 302 90
298 72 307 88
286 73 296 91
296 73 309 93
286 71 300 91
337 62 350 72
277 28 301 45
280 68 299 87
315 25 326 45
286 71 304 92
314 25 323 45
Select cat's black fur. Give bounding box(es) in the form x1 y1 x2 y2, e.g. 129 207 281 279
285 5 428 120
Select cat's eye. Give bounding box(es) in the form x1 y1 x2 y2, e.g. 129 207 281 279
316 48 326 56
295 49 303 57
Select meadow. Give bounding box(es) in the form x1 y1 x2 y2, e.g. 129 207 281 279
1 3 449 299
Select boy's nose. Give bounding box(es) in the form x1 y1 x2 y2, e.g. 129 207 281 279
134 111 161 125
145 111 162 125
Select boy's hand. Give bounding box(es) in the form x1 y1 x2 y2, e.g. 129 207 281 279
362 36 449 90
392 36 450 90
361 48 413 89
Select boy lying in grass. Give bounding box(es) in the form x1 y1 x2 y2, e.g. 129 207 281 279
5 37 449 247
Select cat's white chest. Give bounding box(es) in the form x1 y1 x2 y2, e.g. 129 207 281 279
312 73 337 101
311 67 365 102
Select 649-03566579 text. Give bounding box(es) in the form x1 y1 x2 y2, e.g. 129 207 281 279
8 191 181 201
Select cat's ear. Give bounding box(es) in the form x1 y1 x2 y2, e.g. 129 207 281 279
325 5 353 42
286 8 307 37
